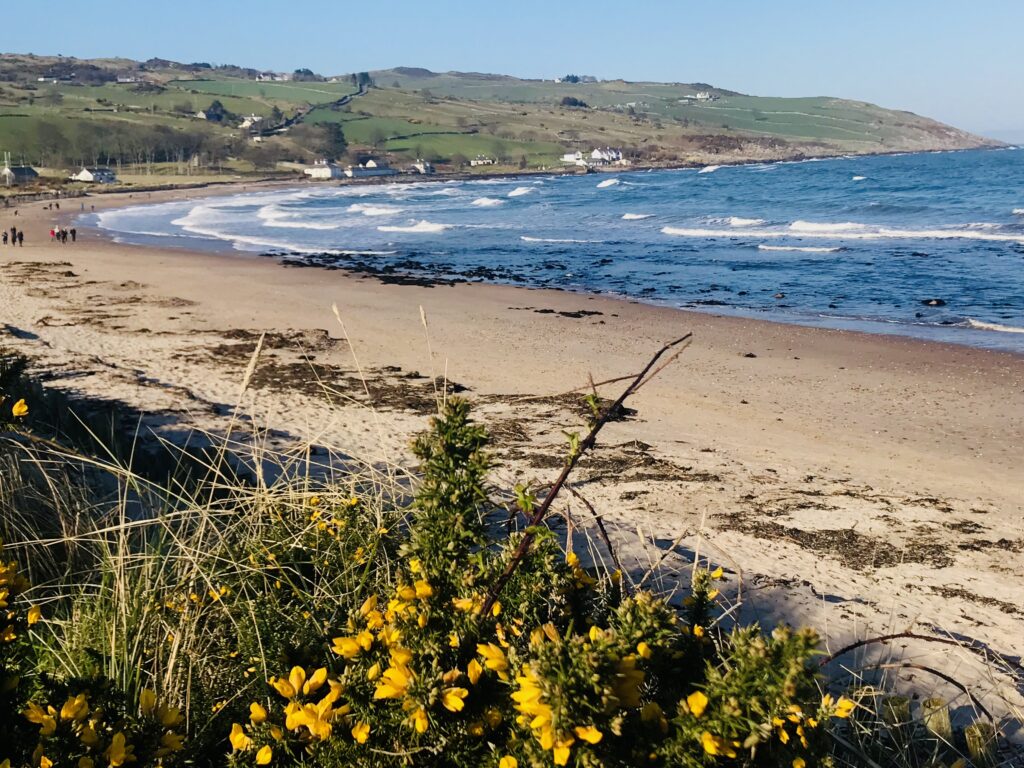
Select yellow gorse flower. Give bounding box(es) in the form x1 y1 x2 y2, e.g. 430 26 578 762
230 723 253 751
11 399 28 418
139 688 157 717
105 732 133 767
700 731 738 758
687 690 709 718
441 687 469 712
351 721 370 744
255 745 273 765
574 725 603 744
250 702 268 725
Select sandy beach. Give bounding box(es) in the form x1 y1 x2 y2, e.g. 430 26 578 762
2 186 1023 725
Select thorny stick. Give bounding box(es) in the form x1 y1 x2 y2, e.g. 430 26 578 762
480 334 692 616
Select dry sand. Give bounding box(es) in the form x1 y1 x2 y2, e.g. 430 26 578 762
2 187 1023 732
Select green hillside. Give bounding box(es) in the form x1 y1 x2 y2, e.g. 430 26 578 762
0 53 998 189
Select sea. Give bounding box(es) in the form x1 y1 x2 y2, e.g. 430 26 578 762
91 148 1024 354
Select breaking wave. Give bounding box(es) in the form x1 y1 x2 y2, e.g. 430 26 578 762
964 319 1024 334
852 176 867 181
622 213 654 220
508 187 533 197
698 165 721 174
348 203 404 217
596 178 620 188
377 220 451 234
758 245 843 253
471 197 506 207
662 221 1024 243
521 236 602 244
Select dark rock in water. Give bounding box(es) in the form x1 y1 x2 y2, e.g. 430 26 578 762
828 303 838 309
738 291 748 296
921 298 946 307
774 293 786 299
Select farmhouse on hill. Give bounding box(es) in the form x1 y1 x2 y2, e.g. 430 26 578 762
71 167 117 184
344 158 398 178
1 165 39 186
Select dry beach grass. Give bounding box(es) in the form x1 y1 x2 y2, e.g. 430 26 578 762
1 184 1023 756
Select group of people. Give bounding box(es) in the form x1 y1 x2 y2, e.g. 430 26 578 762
3 227 23 246
50 227 77 244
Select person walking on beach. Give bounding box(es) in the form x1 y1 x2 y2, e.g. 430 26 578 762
70 228 77 243
17 230 23 246
9 226 16 244
2 231 7 246
49 228 55 242
60 229 68 244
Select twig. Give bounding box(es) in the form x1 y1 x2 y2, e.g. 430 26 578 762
564 482 629 593
480 334 692 616
821 631 1022 672
873 662 994 722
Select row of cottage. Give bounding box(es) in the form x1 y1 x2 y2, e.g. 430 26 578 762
1 165 117 186
303 158 435 180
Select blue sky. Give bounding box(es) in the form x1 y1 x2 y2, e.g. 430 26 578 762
5 0 1022 139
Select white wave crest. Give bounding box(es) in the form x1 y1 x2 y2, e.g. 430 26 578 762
729 217 766 227
789 221 866 234
471 197 506 207
377 220 450 234
852 176 867 181
348 203 404 217
258 204 340 230
661 222 1024 244
596 178 620 188
758 245 842 253
622 213 654 220
508 187 533 197
698 165 721 174
965 319 1024 334
1013 208 1024 216
521 236 601 244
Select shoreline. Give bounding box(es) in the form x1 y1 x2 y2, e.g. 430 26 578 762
80 152 1024 357
3 185 1023 723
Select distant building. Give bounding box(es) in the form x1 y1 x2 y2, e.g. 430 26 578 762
410 159 435 175
239 114 264 130
344 158 399 178
71 167 117 184
561 148 626 168
470 155 496 167
304 159 344 180
1 165 39 186
116 76 141 84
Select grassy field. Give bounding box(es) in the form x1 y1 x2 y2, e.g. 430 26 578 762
0 54 996 187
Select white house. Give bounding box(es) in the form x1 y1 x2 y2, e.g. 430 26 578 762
470 155 496 167
561 151 586 166
1 165 39 186
590 147 623 164
71 167 117 184
344 158 398 178
410 159 435 175
561 148 626 168
239 114 264 130
304 159 344 180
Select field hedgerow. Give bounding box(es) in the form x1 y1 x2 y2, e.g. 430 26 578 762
0 358 1014 768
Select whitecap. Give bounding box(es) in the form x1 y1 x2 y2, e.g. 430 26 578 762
596 178 620 188
257 203 340 230
348 203 404 216
377 220 450 234
965 319 1024 334
698 165 721 174
508 187 533 197
471 197 506 207
1013 208 1024 216
728 217 766 227
789 220 866 234
521 236 602 244
758 245 842 253
622 213 654 220
852 176 867 181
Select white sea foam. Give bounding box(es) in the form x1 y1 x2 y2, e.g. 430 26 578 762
1013 208 1024 216
348 203 404 217
622 213 654 220
596 178 620 188
789 220 866 234
965 319 1024 334
758 245 842 253
661 222 1024 244
377 220 451 234
508 186 533 197
698 165 721 174
852 176 867 181
728 217 766 227
521 236 601 244
471 197 506 207
257 204 340 230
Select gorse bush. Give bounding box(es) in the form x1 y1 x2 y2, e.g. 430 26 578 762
0 390 1008 767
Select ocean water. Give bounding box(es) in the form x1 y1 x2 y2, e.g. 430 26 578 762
92 149 1024 353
